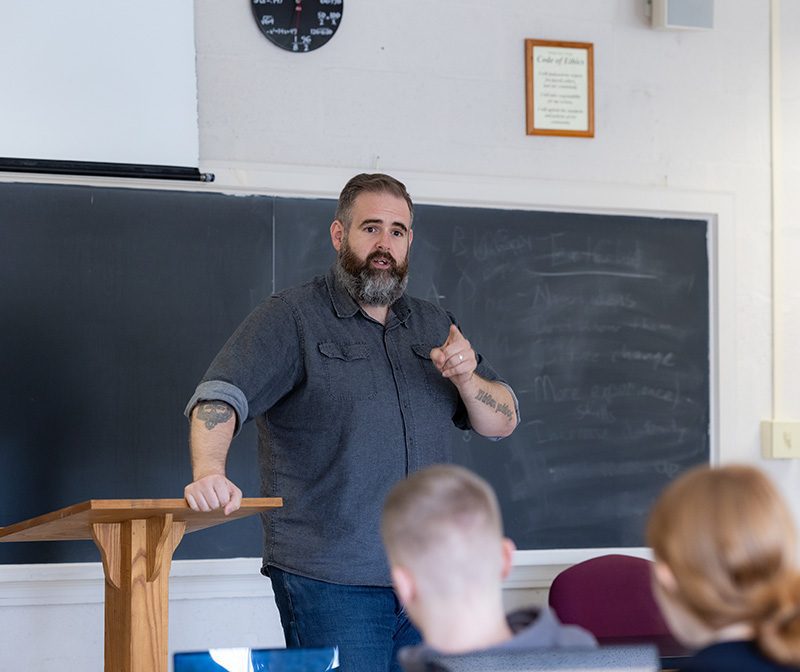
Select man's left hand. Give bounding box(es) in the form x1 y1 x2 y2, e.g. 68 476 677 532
430 324 476 388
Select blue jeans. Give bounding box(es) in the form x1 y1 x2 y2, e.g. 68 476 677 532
269 566 421 672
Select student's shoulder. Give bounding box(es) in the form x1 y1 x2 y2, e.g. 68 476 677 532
681 641 794 672
506 606 597 650
396 644 444 672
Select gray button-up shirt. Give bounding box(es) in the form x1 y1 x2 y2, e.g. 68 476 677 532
185 268 517 586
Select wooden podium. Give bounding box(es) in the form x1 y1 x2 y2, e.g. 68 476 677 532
0 498 282 672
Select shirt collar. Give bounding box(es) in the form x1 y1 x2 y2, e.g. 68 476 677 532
325 266 412 325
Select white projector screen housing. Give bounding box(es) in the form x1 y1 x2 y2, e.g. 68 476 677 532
0 1 198 167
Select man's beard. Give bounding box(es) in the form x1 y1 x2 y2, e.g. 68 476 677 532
335 239 409 307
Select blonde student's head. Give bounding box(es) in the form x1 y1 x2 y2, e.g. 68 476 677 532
647 464 800 665
381 464 514 603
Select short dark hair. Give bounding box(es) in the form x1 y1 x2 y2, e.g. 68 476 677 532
335 173 414 229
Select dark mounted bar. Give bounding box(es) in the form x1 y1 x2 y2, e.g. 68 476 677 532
0 157 214 182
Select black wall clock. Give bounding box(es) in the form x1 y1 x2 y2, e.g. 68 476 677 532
252 0 343 52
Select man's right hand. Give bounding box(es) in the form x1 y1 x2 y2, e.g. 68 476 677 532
184 474 242 515
186 400 240 515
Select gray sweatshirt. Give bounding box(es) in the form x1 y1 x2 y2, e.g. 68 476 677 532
398 606 597 671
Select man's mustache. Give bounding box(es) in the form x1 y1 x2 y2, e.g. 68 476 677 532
366 250 397 268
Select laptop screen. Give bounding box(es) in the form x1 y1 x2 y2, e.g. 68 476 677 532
173 647 339 672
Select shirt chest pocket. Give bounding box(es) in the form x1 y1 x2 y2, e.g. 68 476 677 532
318 341 378 401
411 343 458 404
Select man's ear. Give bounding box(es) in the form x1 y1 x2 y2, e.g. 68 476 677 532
391 565 417 607
330 220 345 251
500 537 516 580
408 227 414 248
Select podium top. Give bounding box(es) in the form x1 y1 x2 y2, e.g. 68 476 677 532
0 498 282 542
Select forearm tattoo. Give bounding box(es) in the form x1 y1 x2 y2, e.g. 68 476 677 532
475 389 514 420
196 402 234 430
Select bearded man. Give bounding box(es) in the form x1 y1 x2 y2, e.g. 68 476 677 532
183 173 519 672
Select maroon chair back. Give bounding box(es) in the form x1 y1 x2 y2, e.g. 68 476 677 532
548 554 671 638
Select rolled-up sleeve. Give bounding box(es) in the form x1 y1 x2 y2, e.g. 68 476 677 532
183 295 304 436
184 380 249 436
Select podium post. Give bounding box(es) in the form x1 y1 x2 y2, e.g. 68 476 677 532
0 498 282 672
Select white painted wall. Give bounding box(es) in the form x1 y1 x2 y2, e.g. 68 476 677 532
778 0 800 431
3 1 800 669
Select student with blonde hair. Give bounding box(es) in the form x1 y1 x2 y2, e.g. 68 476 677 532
381 464 595 671
647 464 800 671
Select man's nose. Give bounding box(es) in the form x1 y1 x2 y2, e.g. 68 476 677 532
376 230 393 249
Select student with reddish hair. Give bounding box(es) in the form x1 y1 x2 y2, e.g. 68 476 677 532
647 464 800 671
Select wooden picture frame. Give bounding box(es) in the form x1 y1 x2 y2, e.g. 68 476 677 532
525 39 594 138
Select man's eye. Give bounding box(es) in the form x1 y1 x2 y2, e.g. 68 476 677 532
392 230 405 237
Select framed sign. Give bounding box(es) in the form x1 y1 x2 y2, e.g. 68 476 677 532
525 39 594 138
